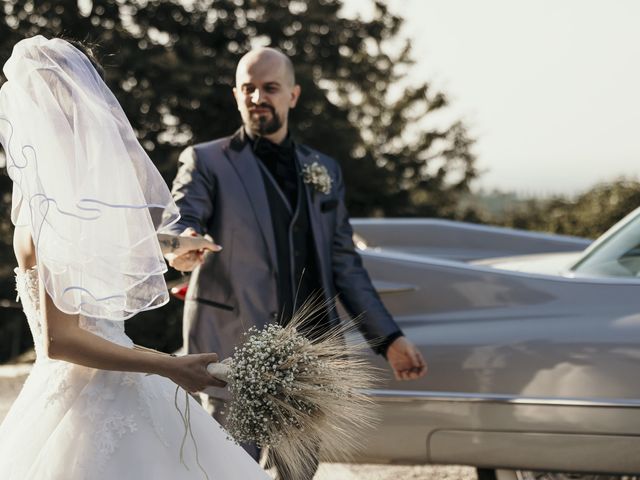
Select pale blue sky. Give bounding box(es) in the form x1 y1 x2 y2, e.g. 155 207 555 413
68 1 640 196
347 0 640 196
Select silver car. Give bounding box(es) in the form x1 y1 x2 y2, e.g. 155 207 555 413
343 207 640 480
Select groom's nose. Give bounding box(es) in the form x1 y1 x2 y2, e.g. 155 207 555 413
250 88 264 104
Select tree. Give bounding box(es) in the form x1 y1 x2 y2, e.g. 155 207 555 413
1 0 477 215
0 0 477 354
496 179 640 239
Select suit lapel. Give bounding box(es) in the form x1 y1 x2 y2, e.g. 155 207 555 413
224 133 278 269
296 146 330 289
296 147 323 213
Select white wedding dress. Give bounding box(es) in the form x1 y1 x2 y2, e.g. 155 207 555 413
0 267 270 480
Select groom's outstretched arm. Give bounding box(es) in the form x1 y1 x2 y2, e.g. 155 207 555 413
165 146 217 271
169 146 216 236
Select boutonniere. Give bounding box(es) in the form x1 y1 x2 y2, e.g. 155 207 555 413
301 162 332 195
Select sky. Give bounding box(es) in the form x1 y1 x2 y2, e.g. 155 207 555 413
348 0 640 197
7 1 639 198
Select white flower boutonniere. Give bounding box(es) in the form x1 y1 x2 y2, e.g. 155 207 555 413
301 162 332 195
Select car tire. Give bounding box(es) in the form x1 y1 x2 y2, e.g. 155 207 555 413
476 469 498 480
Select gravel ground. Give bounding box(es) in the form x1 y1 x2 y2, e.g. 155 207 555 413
315 463 477 480
0 363 477 480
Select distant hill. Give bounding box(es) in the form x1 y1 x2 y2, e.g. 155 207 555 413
459 189 528 217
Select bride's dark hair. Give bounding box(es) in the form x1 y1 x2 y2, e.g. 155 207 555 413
61 37 105 80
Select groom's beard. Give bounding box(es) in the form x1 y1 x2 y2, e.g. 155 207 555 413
247 103 283 136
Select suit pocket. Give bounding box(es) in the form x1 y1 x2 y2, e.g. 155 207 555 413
321 198 338 213
193 297 234 312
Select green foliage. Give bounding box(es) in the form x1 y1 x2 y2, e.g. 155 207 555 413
0 0 477 214
494 179 640 239
0 0 477 355
0 309 34 363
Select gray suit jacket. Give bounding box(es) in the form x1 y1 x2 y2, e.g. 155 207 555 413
169 131 400 397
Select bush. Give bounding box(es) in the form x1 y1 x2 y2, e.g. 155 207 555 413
496 180 640 239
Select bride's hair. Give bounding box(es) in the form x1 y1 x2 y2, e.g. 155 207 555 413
60 37 105 80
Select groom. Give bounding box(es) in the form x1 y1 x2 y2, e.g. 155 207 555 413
167 47 426 478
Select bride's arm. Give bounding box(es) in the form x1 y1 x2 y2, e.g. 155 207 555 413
40 281 225 393
14 225 223 392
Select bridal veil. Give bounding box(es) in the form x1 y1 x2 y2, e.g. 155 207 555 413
0 36 179 320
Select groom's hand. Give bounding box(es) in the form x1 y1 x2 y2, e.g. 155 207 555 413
386 337 427 381
165 228 219 272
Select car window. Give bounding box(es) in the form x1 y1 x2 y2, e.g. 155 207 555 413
571 213 640 278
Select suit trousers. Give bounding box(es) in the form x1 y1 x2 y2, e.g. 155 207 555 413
200 394 320 480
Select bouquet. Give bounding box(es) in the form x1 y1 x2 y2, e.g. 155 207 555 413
207 300 379 478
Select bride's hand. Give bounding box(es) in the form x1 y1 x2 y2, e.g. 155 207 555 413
165 353 227 393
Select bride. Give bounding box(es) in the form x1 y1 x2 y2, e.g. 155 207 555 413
0 36 270 479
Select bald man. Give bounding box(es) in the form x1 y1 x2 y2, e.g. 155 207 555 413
167 47 427 479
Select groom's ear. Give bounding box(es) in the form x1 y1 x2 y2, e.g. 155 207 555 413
232 87 240 110
289 84 301 108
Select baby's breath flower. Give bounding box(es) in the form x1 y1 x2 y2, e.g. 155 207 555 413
301 162 332 195
221 300 379 480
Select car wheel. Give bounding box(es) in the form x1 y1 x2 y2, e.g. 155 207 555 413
476 469 498 480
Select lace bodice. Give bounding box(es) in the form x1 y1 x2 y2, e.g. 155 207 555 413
12 267 173 475
15 266 133 359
